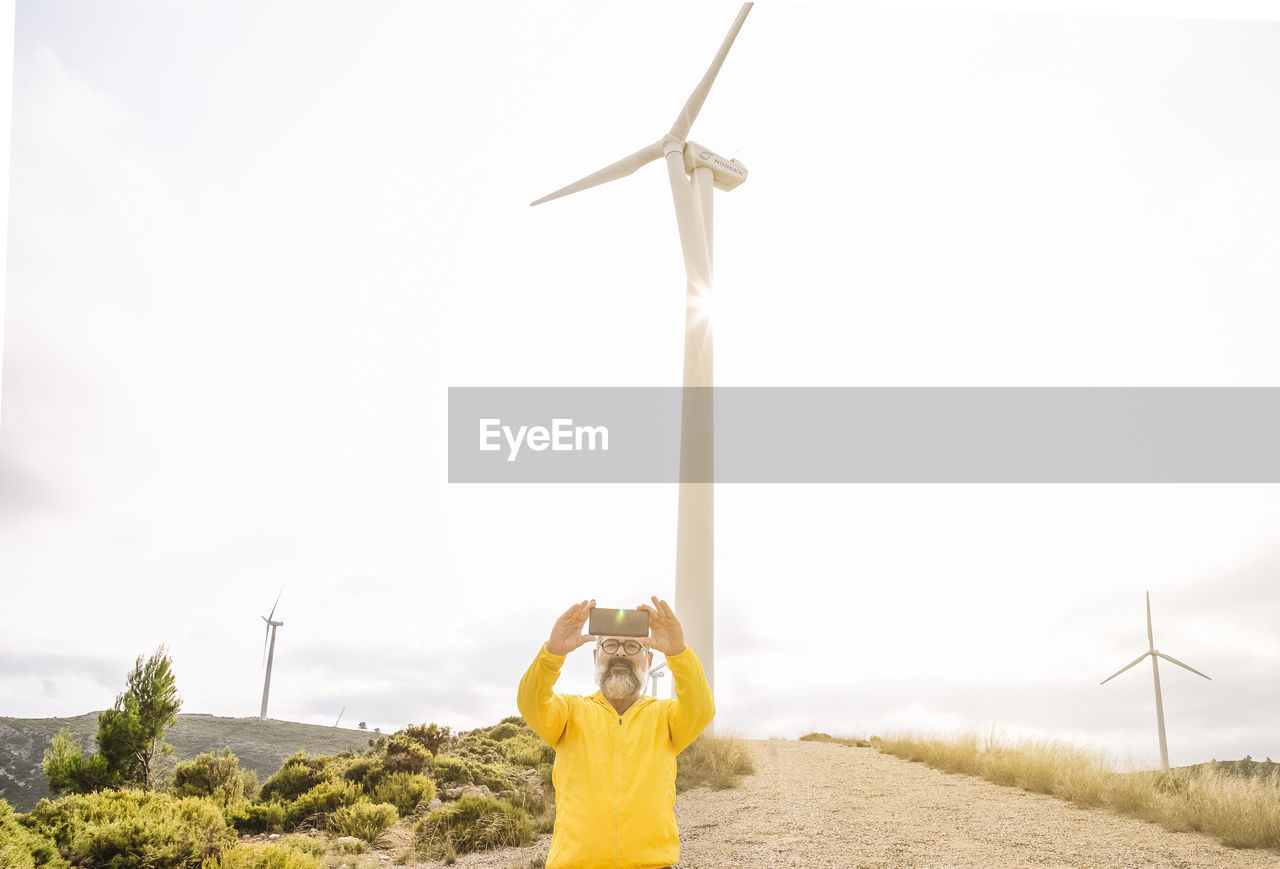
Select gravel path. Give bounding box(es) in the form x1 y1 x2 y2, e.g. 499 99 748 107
416 740 1280 868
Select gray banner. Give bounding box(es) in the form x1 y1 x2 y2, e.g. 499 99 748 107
447 387 1280 483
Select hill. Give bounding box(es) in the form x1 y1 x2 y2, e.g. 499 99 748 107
0 712 375 811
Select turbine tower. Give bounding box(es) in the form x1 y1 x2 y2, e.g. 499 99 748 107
259 588 284 720
1100 591 1211 772
531 3 755 697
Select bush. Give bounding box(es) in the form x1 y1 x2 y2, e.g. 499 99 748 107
21 789 235 869
502 733 556 770
427 755 476 786
170 747 258 806
226 800 287 835
798 732 870 747
486 723 520 741
201 842 322 869
453 735 505 766
0 798 68 869
371 773 436 817
286 780 360 828
328 800 398 843
341 756 386 792
259 753 332 803
383 734 431 775
413 796 534 860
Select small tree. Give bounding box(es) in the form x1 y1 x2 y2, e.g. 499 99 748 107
42 729 117 795
404 722 451 755
359 722 367 731
97 646 182 791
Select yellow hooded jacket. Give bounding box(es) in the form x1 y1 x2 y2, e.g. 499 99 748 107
516 642 715 869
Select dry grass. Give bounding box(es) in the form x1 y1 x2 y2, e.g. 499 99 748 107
676 732 756 792
874 730 1280 852
799 732 872 748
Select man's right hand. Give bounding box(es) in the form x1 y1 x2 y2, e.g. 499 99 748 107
547 599 597 656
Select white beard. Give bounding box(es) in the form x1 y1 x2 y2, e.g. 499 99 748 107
594 657 648 700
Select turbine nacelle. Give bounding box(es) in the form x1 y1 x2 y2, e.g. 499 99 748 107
684 142 748 191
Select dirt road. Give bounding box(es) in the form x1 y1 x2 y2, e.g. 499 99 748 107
429 739 1280 868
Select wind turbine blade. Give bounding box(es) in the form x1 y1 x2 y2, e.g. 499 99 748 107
1152 591 1162 652
268 587 283 622
1154 651 1212 680
1100 651 1150 685
668 3 753 142
530 141 665 206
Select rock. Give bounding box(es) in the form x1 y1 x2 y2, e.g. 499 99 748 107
335 836 360 846
268 834 280 839
378 856 391 862
427 798 443 810
460 785 488 799
444 787 463 799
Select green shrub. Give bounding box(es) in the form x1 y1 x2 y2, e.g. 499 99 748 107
170 747 258 806
472 761 520 793
413 796 534 859
427 755 475 786
328 800 398 842
453 735 505 766
341 756 385 792
21 789 235 869
226 800 287 834
383 734 431 775
0 798 68 869
798 732 870 747
259 753 332 803
286 780 360 828
201 842 322 869
371 773 436 817
486 723 520 741
502 734 556 770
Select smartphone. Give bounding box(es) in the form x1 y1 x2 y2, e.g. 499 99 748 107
589 607 650 638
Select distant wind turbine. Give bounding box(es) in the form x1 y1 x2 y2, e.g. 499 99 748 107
531 4 756 699
648 661 668 698
1100 591 1211 772
259 588 284 721
333 705 346 729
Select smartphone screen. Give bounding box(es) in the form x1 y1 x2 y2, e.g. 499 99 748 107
588 607 650 638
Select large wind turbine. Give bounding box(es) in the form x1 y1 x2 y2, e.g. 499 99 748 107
259 588 284 720
531 3 755 697
1100 591 1211 772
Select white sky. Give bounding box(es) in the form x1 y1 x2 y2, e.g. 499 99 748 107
3 0 1280 770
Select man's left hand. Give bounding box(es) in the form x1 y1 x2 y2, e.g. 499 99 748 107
638 596 686 656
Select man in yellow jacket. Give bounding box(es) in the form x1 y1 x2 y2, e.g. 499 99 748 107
517 596 715 869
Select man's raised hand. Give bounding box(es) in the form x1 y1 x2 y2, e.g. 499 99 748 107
638 596 686 656
547 599 597 656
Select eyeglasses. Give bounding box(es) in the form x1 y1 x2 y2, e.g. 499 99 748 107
598 638 648 655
